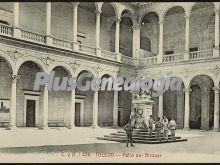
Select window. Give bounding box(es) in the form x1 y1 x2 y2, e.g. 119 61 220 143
189 47 198 52
164 50 174 55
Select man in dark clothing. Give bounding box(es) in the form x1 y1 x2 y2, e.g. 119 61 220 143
155 117 164 142
124 120 135 147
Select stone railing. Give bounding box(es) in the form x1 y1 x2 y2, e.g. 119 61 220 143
163 53 185 63
189 49 213 60
121 55 134 65
139 49 156 58
101 49 116 60
52 37 72 49
79 44 96 55
0 23 12 37
139 56 158 66
21 29 45 44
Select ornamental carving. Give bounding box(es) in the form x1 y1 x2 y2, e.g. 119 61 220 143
40 56 55 66
7 48 26 61
69 60 81 73
209 65 220 77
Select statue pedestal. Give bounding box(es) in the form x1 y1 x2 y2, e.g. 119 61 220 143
131 96 154 128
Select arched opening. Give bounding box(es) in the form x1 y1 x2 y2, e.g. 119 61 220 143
51 2 73 41
98 74 114 126
120 10 133 57
16 61 43 127
100 3 116 52
189 75 214 130
140 12 159 57
48 66 71 127
163 81 185 128
20 2 46 34
0 57 13 127
163 6 185 55
190 3 215 51
78 3 96 47
75 70 94 127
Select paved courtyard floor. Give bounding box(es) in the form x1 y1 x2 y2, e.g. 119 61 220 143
0 127 219 163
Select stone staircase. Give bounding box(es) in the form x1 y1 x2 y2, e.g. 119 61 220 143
97 128 187 144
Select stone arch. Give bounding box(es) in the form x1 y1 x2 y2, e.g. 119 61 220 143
0 50 16 74
163 5 186 17
16 56 48 75
48 61 74 77
140 10 160 24
186 72 217 89
74 65 98 78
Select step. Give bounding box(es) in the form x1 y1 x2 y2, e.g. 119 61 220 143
112 132 170 137
97 137 187 144
117 131 163 136
105 135 181 140
104 135 181 141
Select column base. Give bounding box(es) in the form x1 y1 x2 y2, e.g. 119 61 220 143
213 48 219 58
213 128 220 132
96 48 102 57
90 124 99 129
183 127 190 131
157 55 163 63
6 125 17 130
116 53 121 62
45 35 53 46
73 42 79 51
112 125 118 128
67 125 75 129
184 52 190 60
13 26 21 38
39 125 50 130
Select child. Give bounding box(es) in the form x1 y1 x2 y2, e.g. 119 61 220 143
169 117 176 141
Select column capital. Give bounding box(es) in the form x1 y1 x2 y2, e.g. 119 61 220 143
132 23 141 29
183 88 192 93
115 18 121 23
72 2 79 8
184 15 190 20
213 87 220 93
158 20 164 25
95 9 102 15
9 74 20 83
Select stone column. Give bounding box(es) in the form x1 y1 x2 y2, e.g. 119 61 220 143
115 18 121 62
132 24 141 59
176 91 184 129
113 91 118 127
214 3 220 57
184 88 191 130
46 2 53 46
9 75 20 129
158 94 163 120
95 9 102 57
73 3 79 51
213 87 219 131
92 91 99 128
42 85 49 129
13 2 21 38
184 14 190 60
158 20 164 63
201 90 209 130
68 89 75 128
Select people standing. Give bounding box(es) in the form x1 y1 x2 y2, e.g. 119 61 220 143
148 115 155 137
155 117 164 142
169 117 176 141
162 115 169 141
124 119 135 147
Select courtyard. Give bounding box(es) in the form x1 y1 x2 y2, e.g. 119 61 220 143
0 127 219 163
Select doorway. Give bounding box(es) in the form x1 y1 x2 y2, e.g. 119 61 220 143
26 100 36 127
